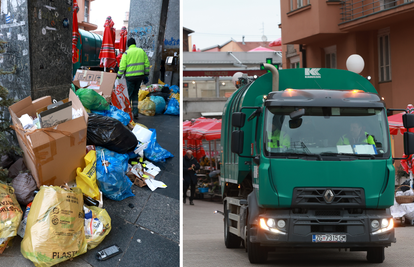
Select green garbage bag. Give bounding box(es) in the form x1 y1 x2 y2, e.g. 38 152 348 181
76 88 109 111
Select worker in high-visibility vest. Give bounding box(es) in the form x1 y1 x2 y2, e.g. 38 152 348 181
337 122 376 146
117 38 150 119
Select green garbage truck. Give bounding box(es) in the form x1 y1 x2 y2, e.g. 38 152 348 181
221 64 414 263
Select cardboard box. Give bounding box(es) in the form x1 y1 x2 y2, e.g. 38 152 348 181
73 70 117 102
9 90 88 188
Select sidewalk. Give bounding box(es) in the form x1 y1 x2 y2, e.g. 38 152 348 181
1 114 180 267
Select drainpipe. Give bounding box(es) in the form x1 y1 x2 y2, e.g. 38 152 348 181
299 44 307 68
263 63 279 92
228 52 243 65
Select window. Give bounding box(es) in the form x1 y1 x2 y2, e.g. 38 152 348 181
297 0 304 8
324 45 336 69
290 0 294 11
380 0 395 10
290 56 300 69
378 28 391 82
84 0 89 22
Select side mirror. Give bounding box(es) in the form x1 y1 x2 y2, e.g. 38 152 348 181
403 113 414 129
289 118 303 129
231 130 244 154
404 132 414 155
232 112 246 128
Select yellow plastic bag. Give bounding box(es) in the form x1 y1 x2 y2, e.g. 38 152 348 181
139 97 156 116
158 79 165 85
84 206 111 250
21 186 87 267
76 150 99 200
138 90 149 101
0 182 23 239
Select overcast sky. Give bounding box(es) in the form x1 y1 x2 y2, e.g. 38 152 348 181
90 0 130 31
183 0 281 50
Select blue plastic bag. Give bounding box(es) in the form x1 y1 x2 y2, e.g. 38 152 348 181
164 98 179 116
91 105 131 125
150 96 166 115
170 85 179 93
144 129 174 162
96 147 135 201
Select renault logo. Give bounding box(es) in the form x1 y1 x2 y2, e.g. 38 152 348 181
324 189 334 203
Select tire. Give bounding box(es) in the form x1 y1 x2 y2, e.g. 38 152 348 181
247 224 268 264
224 203 241 248
366 247 385 263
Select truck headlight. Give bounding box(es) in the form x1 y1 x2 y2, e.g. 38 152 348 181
277 220 286 229
381 218 389 228
267 218 276 228
260 218 287 235
372 219 394 235
371 220 380 230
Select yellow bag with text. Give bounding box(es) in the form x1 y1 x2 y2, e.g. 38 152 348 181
21 186 87 267
76 150 100 200
0 182 23 239
84 206 111 250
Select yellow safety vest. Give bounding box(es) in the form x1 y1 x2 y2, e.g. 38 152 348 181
268 130 290 148
118 45 150 77
337 132 376 146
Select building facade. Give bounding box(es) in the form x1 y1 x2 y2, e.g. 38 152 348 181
280 0 414 159
77 0 97 31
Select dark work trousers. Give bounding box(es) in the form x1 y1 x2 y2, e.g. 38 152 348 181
126 77 145 116
183 179 196 201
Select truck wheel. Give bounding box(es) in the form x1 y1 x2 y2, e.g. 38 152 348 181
224 204 241 248
247 225 268 263
366 247 385 263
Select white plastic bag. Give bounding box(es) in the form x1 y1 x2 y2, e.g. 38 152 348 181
111 77 132 121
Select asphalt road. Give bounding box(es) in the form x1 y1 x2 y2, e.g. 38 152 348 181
183 199 413 267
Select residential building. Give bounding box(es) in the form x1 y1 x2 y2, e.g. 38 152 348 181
183 27 194 52
280 0 414 160
77 0 98 31
202 38 282 52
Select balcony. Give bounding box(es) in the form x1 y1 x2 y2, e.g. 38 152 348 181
340 0 414 23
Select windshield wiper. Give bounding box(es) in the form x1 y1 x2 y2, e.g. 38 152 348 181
280 152 323 161
320 152 376 159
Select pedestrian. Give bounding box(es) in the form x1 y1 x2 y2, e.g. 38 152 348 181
183 150 200 205
117 38 150 120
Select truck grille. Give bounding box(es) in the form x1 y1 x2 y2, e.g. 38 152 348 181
292 188 365 208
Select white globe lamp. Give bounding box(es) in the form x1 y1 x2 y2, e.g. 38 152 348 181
346 54 365 74
232 72 244 87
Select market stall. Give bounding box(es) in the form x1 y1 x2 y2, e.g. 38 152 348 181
183 118 222 198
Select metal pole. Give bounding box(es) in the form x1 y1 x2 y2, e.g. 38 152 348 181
209 141 213 169
214 140 218 170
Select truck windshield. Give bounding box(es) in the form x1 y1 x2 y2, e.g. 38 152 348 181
264 107 389 158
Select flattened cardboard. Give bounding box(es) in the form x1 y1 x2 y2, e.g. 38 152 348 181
39 101 72 128
73 70 117 97
9 90 88 188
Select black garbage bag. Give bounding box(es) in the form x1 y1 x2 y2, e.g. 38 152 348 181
12 172 37 206
87 113 138 154
149 92 170 103
0 153 21 169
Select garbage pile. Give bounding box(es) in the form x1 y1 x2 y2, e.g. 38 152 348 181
0 70 175 265
391 181 414 225
139 83 180 116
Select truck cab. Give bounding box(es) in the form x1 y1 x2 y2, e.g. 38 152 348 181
221 66 414 263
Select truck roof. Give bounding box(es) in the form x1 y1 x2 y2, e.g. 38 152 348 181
265 89 385 108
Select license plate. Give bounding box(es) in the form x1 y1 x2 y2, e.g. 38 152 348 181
312 234 346 243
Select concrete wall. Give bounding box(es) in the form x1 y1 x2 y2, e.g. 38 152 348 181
0 0 72 102
128 0 169 84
